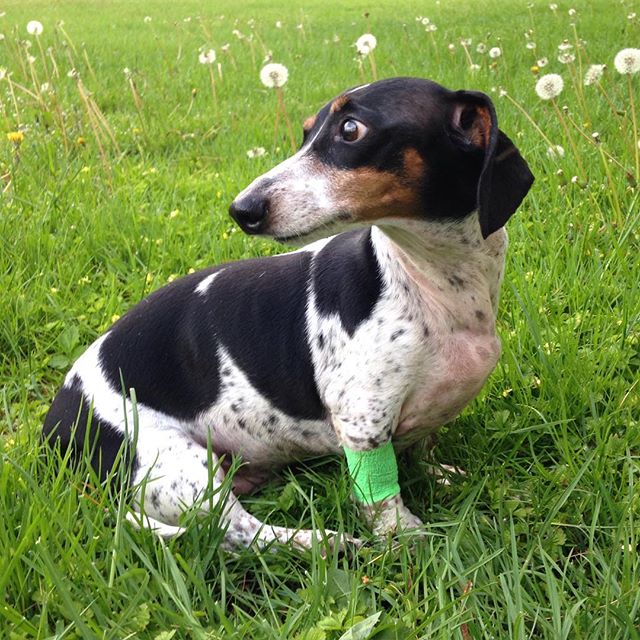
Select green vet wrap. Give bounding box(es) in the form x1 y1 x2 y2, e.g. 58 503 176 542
343 441 401 505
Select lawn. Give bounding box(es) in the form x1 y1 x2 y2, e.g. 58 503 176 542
1 0 639 637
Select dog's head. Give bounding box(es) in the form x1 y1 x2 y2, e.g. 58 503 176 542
229 77 533 242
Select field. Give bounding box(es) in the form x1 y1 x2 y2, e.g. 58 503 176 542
1 0 639 637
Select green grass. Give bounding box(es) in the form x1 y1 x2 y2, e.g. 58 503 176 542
1 0 639 637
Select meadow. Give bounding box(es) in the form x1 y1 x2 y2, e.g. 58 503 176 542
1 0 639 637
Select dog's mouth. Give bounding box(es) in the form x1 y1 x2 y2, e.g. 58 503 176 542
272 211 356 245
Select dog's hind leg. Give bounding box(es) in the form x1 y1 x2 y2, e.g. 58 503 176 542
129 429 347 550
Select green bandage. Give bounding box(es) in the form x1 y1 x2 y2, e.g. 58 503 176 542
343 441 400 505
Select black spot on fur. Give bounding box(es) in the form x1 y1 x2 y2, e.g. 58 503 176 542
42 375 134 483
313 229 382 337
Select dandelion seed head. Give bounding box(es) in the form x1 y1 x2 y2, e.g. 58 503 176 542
613 48 640 75
67 68 79 79
448 43 456 52
27 54 36 64
198 49 216 64
0 34 4 41
549 2 558 10
259 62 289 88
546 144 565 159
584 64 605 86
568 8 577 16
489 46 502 58
460 37 472 46
421 17 430 25
537 57 549 67
275 20 282 28
26 20 43 36
557 41 573 52
526 41 536 50
425 24 437 32
558 52 576 64
476 42 486 54
0 67 6 80
628 12 637 20
499 88 508 97
355 33 377 56
535 73 564 99
246 146 266 158
143 16 152 23
40 81 51 92
470 63 481 71
123 67 132 79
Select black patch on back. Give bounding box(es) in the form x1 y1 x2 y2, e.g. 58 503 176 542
206 252 325 421
100 268 224 420
43 375 132 483
312 228 382 335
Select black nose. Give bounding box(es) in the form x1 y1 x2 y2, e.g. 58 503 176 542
229 194 269 234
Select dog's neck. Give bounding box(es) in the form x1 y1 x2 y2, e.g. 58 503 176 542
373 213 508 313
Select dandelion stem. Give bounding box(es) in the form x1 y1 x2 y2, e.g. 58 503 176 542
276 86 296 153
627 75 639 181
502 92 555 148
564 110 629 173
551 99 587 181
594 144 623 226
368 51 378 81
208 65 218 112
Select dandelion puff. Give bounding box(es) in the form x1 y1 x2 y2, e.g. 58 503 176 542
469 63 481 71
198 49 216 65
489 47 502 59
476 42 486 54
537 57 549 67
260 62 289 88
275 21 282 28
535 73 564 100
613 48 640 75
584 64 605 86
143 16 152 23
526 41 536 50
26 20 43 35
558 52 576 64
557 41 573 52
27 54 36 64
448 43 455 52
628 13 637 20
568 8 577 17
460 38 472 46
421 17 430 25
123 67 132 79
549 3 558 10
0 34 4 41
0 67 6 80
426 24 437 32
547 144 565 159
355 33 377 56
246 147 266 158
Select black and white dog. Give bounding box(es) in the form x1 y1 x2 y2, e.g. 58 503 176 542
44 78 533 548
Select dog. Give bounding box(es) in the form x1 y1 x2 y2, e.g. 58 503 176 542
43 77 533 549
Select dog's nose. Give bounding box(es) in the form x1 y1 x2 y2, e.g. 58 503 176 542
229 194 269 234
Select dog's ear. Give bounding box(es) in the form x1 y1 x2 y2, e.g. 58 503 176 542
449 91 534 238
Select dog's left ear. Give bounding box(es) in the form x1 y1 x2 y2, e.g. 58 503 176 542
450 90 534 238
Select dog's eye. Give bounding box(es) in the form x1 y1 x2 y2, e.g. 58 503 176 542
340 119 368 142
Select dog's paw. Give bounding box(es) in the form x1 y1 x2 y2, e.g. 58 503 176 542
359 494 424 536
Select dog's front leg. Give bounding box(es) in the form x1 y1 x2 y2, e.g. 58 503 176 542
333 417 423 536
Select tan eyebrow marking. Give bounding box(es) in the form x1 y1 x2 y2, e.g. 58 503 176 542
303 115 317 131
330 94 351 114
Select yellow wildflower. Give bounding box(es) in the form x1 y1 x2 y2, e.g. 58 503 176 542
530 65 540 74
7 131 24 145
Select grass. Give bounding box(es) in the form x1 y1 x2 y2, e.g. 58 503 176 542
1 0 639 637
